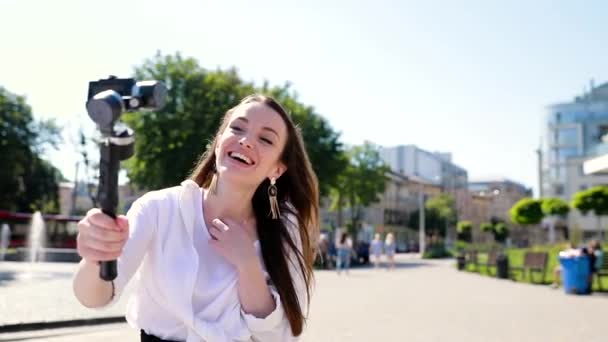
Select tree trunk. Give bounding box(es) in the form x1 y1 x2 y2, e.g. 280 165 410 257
337 192 343 228
350 206 359 239
597 215 602 241
548 216 556 244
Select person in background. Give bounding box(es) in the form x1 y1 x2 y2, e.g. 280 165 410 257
384 232 396 271
318 234 331 269
336 232 352 275
369 233 383 269
587 240 604 293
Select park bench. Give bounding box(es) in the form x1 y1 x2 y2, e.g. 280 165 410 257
509 251 548 283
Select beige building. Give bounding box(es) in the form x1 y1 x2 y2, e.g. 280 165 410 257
467 178 532 245
456 192 493 243
468 178 532 221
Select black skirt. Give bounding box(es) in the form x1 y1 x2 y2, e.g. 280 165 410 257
140 329 182 342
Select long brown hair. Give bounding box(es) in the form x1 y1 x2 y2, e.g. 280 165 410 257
189 94 319 336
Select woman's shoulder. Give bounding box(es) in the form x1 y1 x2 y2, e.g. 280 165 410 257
128 184 186 211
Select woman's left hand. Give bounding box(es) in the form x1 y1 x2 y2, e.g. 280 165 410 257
208 218 259 271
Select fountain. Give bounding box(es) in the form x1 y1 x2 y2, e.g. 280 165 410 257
3 212 77 283
0 224 10 261
27 211 46 262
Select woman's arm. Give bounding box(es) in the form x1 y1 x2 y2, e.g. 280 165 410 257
72 196 156 308
73 259 115 308
237 258 276 317
73 210 129 308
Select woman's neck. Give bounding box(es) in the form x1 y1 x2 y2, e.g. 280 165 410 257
203 178 256 223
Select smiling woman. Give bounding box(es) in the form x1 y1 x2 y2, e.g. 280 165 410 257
73 94 320 342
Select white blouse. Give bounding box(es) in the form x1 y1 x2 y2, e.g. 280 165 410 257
104 180 306 342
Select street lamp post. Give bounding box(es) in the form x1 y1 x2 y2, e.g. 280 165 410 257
418 180 425 256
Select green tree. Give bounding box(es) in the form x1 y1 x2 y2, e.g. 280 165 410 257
124 52 346 196
456 220 472 242
541 197 570 243
426 194 456 237
124 52 253 190
480 222 494 233
493 222 509 243
261 84 348 197
480 222 494 242
541 197 570 217
408 207 442 236
333 142 390 235
479 221 509 244
571 186 608 239
509 198 543 225
0 87 63 212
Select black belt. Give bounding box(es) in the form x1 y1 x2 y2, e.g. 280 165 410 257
140 329 182 342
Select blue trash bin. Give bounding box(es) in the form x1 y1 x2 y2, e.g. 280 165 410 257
559 255 590 294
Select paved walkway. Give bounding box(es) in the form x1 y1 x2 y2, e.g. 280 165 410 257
0 261 131 326
1 255 607 341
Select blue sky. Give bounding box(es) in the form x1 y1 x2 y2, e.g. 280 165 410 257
2 0 608 195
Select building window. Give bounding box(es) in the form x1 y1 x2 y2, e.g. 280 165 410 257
557 127 579 146
598 125 608 143
557 147 578 162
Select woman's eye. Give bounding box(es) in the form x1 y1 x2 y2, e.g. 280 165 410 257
261 137 273 145
230 126 244 132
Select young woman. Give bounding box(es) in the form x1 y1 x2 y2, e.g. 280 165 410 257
384 232 396 270
369 233 383 268
73 95 319 341
335 232 352 275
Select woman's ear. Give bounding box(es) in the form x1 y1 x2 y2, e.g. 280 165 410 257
270 162 287 180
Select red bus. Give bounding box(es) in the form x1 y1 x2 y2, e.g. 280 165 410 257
0 210 83 249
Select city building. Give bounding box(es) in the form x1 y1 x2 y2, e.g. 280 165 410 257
467 177 532 244
379 145 468 190
541 81 608 238
320 171 442 251
542 81 608 201
468 177 532 222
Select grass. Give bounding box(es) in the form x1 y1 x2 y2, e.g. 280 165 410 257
461 244 608 292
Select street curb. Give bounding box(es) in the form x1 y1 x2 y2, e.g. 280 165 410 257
0 316 126 333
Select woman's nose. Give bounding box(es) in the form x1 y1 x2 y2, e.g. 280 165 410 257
239 136 253 148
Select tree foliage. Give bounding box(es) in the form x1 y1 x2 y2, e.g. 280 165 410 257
571 186 608 216
333 142 390 234
541 197 570 217
456 220 472 242
480 222 494 233
123 52 346 196
0 87 62 212
509 198 543 225
493 222 509 243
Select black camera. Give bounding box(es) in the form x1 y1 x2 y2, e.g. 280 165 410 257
85 75 167 281
86 76 167 133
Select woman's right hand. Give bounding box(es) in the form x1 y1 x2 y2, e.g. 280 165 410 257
77 208 130 263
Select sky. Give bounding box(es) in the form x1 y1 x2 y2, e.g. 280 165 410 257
2 0 608 196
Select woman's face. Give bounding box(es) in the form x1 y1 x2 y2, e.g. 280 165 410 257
215 102 288 189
